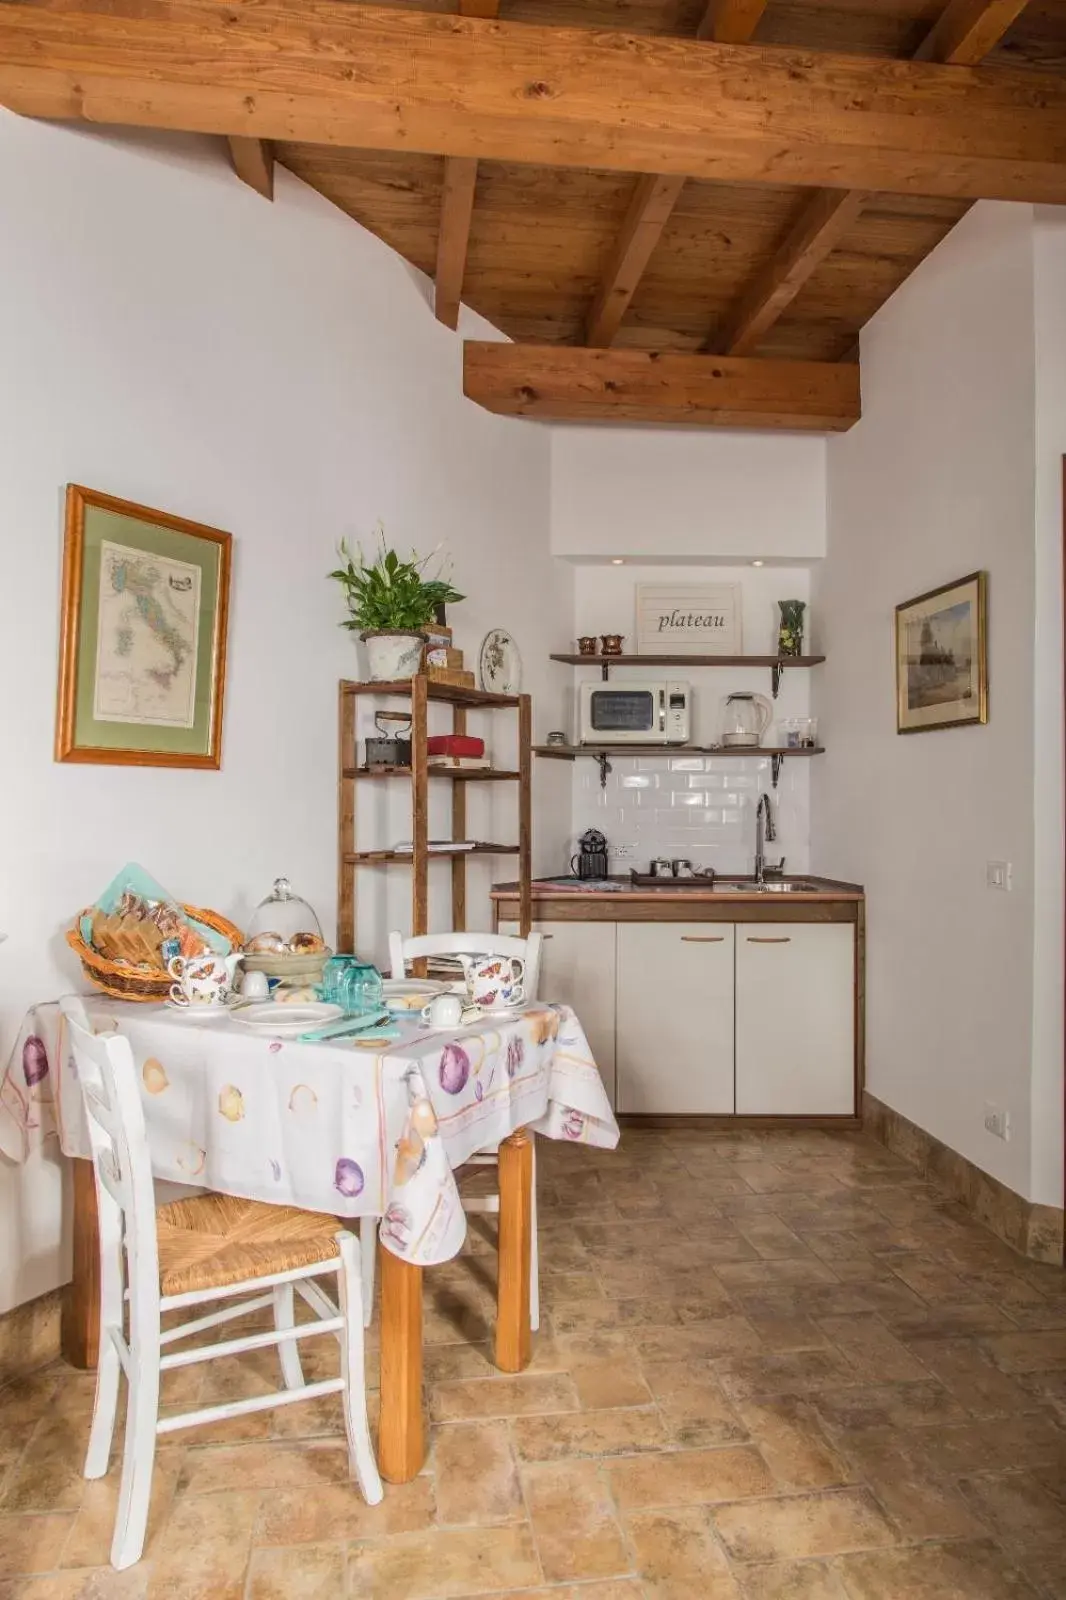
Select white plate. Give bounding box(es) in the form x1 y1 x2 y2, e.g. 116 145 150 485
229 1002 343 1037
476 1000 530 1019
382 978 448 1013
478 628 522 695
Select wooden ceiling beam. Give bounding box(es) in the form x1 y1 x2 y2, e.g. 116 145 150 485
226 135 273 200
2 4 1063 204
463 343 861 432
713 0 1032 356
433 0 499 330
585 0 765 348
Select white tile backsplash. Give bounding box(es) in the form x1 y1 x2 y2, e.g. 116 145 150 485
572 752 811 876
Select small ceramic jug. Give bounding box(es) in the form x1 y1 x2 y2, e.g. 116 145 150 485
421 992 465 1029
461 954 526 1011
168 951 243 1008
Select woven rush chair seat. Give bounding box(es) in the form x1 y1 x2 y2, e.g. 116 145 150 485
156 1193 342 1296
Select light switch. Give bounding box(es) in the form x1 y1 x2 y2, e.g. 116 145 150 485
986 861 1012 891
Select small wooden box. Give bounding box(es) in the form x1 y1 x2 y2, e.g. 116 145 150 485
426 664 475 688
424 645 464 670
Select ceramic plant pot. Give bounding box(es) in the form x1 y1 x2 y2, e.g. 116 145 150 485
360 630 427 681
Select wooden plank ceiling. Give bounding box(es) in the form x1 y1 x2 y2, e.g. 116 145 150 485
4 0 1065 424
273 0 1066 365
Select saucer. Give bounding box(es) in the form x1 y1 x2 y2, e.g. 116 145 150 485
476 1000 529 1019
164 1000 232 1023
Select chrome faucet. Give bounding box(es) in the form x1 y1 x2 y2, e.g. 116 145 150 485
754 792 777 885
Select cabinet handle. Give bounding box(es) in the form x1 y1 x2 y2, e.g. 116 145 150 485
540 934 553 939
746 936 792 944
681 935 726 943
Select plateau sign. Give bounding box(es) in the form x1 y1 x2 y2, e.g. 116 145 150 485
636 584 742 655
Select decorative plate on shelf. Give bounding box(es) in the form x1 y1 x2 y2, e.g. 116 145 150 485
478 629 522 694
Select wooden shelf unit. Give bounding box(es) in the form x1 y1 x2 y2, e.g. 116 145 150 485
550 654 826 668
337 676 532 952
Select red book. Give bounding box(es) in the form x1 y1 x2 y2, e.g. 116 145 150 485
426 734 485 758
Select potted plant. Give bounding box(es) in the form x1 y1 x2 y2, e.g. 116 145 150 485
329 531 464 681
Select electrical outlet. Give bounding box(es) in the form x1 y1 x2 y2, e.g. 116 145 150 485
983 1102 1011 1140
987 861 1012 891
609 843 634 859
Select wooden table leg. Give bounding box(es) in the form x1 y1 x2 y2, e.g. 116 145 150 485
61 1157 100 1369
378 1247 424 1484
496 1128 532 1373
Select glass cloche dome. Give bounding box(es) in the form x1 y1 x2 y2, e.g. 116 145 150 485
244 877 327 957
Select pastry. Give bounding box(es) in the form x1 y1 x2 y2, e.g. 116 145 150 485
289 932 326 954
246 931 286 954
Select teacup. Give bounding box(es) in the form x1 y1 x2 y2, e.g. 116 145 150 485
464 955 525 1012
421 992 465 1029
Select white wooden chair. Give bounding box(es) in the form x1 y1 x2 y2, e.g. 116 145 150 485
60 996 382 1571
387 931 543 1330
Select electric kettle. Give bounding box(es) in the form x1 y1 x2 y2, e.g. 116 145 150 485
721 692 773 748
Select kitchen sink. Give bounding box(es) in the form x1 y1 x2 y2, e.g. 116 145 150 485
712 879 822 893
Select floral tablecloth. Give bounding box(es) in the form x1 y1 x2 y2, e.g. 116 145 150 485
0 999 618 1267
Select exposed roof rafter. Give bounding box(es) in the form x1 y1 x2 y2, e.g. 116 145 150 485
585 0 766 348
433 0 500 330
227 135 273 200
712 0 1033 357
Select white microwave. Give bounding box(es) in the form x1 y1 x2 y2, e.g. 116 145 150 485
578 680 692 745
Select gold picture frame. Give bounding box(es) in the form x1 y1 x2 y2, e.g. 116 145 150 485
55 485 232 768
895 571 988 735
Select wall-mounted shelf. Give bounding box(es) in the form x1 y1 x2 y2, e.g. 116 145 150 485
342 767 521 782
534 743 825 790
550 653 825 697
343 843 521 865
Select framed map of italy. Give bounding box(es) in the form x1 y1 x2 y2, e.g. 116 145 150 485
55 485 232 767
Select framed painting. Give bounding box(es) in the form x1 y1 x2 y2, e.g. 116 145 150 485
895 571 988 734
55 485 232 767
636 583 742 655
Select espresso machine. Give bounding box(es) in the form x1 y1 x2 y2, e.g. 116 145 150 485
570 828 610 880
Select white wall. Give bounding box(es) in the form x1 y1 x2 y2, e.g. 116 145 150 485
1031 207 1066 1209
568 563 814 876
814 202 1055 1204
551 426 827 562
0 112 571 1311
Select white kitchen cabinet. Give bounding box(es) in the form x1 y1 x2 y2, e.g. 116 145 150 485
499 919 618 1104
616 923 736 1114
735 922 855 1114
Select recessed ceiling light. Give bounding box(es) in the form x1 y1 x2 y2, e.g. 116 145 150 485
751 559 765 568
611 558 624 565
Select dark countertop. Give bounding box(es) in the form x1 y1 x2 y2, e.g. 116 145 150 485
491 875 864 904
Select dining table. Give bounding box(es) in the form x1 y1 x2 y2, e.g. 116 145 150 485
0 994 619 1483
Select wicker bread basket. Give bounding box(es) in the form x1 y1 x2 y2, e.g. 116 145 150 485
66 904 244 1002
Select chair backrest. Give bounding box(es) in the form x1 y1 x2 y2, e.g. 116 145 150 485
388 930 543 1000
59 996 159 1300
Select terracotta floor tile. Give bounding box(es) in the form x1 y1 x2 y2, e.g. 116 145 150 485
521 1460 630 1583
835 1435 985 1542
734 1399 851 1492
712 1488 897 1563
810 1380 967 1431
715 1260 840 1290
146 1489 261 1600
714 1349 854 1403
254 1477 435 1545
434 1422 523 1524
245 1541 344 1600
430 1374 578 1422
814 1316 931 1384
0 1572 150 1599
512 1406 667 1462
178 1442 355 1496
569 1354 652 1410
634 1319 762 1364
735 1560 851 1599
0 1514 78 1579
476 1584 644 1599
641 1362 749 1448
348 1526 542 1598
59 1449 183 1568
980 1329 1066 1375
1 1419 89 1514
957 1470 1066 1549
732 1217 814 1260
835 1538 1039 1599
903 1336 1042 1417
608 1446 776 1510
625 1505 741 1597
